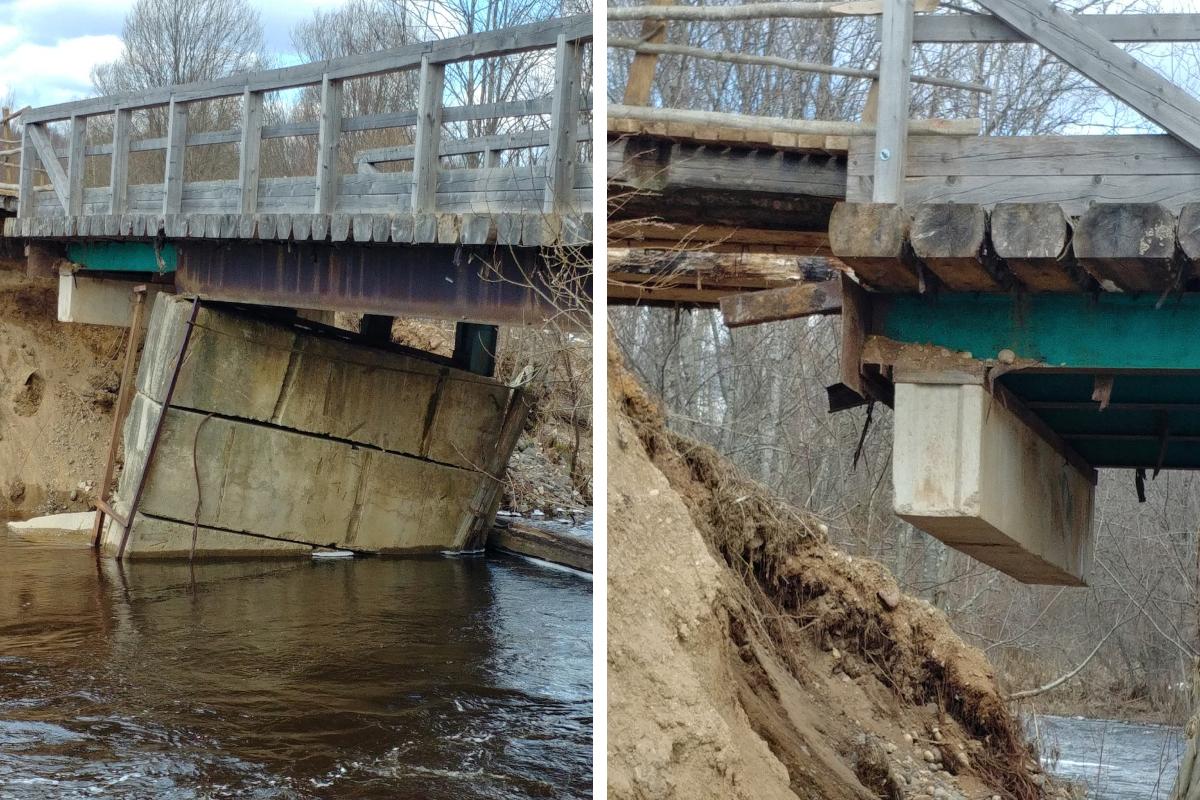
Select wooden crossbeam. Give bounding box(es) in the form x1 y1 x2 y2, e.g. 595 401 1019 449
977 0 1200 153
26 123 69 212
907 13 1200 44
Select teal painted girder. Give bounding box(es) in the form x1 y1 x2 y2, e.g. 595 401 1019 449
66 242 177 273
871 293 1200 469
872 293 1200 370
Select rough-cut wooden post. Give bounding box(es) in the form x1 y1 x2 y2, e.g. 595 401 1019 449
314 77 343 215
720 279 843 327
66 115 86 217
163 99 189 214
622 0 674 105
544 34 583 214
17 124 33 219
872 0 914 203
411 57 446 213
239 89 264 215
110 108 131 215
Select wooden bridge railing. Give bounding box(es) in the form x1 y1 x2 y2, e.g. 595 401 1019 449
12 15 592 240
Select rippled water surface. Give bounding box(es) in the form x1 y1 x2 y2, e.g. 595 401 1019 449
0 532 592 799
1035 714 1184 799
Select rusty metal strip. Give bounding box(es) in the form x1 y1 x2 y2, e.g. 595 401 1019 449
116 296 202 560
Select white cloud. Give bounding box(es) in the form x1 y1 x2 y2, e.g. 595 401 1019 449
0 34 125 107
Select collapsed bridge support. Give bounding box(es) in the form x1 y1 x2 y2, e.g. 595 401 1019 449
99 294 529 559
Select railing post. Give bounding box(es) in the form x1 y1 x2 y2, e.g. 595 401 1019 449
110 108 131 215
16 124 32 220
872 0 914 204
163 98 189 214
544 34 583 215
411 57 445 214
66 115 86 217
314 77 343 215
240 89 264 215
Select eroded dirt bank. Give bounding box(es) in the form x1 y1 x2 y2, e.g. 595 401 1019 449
0 265 123 519
607 346 1075 800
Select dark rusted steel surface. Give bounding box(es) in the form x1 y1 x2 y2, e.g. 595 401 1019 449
174 242 591 326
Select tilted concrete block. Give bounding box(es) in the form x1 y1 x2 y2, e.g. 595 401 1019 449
893 382 1094 586
136 294 512 470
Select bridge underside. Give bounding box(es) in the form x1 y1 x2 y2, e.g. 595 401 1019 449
30 234 590 328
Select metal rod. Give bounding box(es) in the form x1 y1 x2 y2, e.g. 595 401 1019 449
115 296 201 560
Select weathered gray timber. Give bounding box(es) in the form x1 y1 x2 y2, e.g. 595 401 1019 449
909 203 1004 291
10 16 592 244
103 295 529 559
989 203 1083 292
827 203 919 291
1073 203 1182 293
828 201 1199 294
719 279 842 327
904 12 1200 43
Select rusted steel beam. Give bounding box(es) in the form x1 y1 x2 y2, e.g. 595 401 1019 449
174 242 590 328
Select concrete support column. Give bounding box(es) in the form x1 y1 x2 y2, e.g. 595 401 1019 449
892 381 1095 585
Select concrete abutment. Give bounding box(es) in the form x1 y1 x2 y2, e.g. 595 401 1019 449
100 294 526 559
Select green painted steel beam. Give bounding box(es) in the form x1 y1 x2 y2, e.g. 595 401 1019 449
872 293 1200 371
66 241 177 273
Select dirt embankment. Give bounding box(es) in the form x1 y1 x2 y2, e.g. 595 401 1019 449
608 347 1075 800
0 266 124 519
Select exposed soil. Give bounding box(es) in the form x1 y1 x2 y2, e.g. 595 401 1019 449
608 344 1077 800
0 264 124 519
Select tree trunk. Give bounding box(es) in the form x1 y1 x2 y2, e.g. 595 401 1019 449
1171 659 1200 800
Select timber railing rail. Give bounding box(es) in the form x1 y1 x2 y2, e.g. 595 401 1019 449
7 15 592 245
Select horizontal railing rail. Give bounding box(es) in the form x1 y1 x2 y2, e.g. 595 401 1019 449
15 14 593 232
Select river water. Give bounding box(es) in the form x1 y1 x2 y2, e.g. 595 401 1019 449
0 532 593 799
1034 714 1185 799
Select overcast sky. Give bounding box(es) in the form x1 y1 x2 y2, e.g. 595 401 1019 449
0 0 350 109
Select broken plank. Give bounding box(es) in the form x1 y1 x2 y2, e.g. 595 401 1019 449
720 279 842 327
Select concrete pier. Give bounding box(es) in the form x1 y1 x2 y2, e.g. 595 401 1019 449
892 382 1095 585
101 294 528 559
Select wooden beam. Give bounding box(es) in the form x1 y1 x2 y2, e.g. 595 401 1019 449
608 0 937 21
411 58 445 214
314 77 343 215
828 202 920 291
721 279 842 327
26 123 69 212
976 0 1200 155
162 99 188 214
872 0 914 204
622 0 673 106
910 203 1005 291
1176 203 1200 265
66 115 86 217
609 39 990 93
23 15 591 124
239 90 264 215
1073 203 1180 293
608 222 832 252
908 13 1200 44
109 108 131 215
990 203 1083 292
609 103 981 137
545 34 583 214
16 124 33 219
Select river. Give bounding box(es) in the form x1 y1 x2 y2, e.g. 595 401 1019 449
0 531 593 799
1033 714 1185 798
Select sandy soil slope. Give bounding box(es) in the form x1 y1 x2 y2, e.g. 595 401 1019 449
608 346 1074 800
